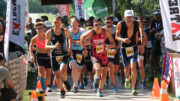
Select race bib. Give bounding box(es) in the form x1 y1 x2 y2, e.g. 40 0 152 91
56 56 64 64
147 41 152 48
119 56 123 63
125 47 134 57
76 54 83 63
107 49 115 58
96 45 104 53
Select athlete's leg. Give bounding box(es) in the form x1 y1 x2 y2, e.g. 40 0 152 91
108 62 116 86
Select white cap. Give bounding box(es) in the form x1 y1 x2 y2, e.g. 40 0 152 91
44 21 52 28
124 10 134 17
153 10 160 15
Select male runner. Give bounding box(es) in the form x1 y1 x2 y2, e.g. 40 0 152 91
45 15 72 98
116 10 145 95
81 17 115 97
69 16 86 93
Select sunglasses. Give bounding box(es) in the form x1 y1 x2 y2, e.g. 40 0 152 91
36 27 43 30
94 24 101 26
106 22 112 24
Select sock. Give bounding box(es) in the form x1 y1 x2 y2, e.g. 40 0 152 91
40 78 46 91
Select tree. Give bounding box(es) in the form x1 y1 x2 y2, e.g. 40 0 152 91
0 0 7 19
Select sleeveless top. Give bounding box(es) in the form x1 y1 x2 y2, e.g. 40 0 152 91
120 21 139 47
70 28 85 51
50 28 67 56
91 28 107 56
36 35 46 49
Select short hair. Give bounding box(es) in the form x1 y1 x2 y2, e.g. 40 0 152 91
35 22 44 28
70 16 79 22
55 15 62 20
104 15 113 21
41 16 48 21
36 18 41 23
93 17 102 23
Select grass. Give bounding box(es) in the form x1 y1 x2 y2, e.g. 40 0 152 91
22 90 31 101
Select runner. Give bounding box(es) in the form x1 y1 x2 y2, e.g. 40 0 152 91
69 16 86 93
137 20 148 89
81 17 115 97
103 15 119 93
45 15 72 98
116 10 145 95
29 22 51 96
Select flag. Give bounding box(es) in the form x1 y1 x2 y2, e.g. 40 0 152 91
161 52 172 87
83 0 109 23
4 0 25 61
159 0 180 52
74 0 86 19
57 4 70 18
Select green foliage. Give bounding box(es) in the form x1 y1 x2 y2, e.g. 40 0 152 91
0 0 7 19
29 0 58 14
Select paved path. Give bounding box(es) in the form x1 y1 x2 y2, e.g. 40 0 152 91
45 77 158 101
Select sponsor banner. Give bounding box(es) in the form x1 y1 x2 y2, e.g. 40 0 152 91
57 4 70 18
74 0 85 19
159 0 180 52
4 0 25 60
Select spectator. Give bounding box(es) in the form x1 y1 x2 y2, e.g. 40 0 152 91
44 21 52 32
0 21 4 54
36 18 41 23
41 16 48 22
27 17 36 37
0 54 17 101
149 10 163 81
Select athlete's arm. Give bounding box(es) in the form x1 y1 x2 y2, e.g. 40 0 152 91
138 21 147 46
115 21 124 42
105 29 116 49
29 36 36 63
64 28 72 51
45 29 59 50
80 30 92 49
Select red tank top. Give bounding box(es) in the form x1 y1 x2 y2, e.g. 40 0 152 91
91 28 107 56
36 35 46 49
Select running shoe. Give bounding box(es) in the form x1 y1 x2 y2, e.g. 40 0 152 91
97 89 103 97
79 83 84 89
131 88 138 96
46 85 52 92
63 81 71 91
121 80 125 87
125 78 131 89
83 77 88 86
141 82 146 89
73 85 79 93
60 90 65 98
114 86 118 94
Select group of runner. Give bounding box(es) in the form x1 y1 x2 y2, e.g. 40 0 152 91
29 9 148 98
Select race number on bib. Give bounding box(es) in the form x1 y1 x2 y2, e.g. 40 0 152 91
96 45 104 53
125 47 134 57
76 54 83 63
147 41 152 48
56 56 64 64
107 49 115 58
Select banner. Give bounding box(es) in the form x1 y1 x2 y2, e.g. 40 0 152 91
25 0 29 20
4 0 25 60
172 57 180 97
57 4 70 18
159 0 180 52
84 0 109 23
74 0 85 19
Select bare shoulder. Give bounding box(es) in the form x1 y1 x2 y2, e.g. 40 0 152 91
31 35 36 43
117 21 122 26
